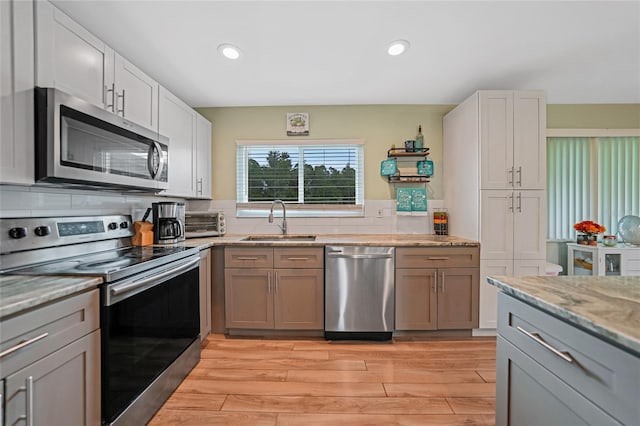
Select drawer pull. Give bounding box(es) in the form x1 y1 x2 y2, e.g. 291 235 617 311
0 332 49 359
428 256 449 260
517 326 573 363
286 257 310 261
236 257 259 261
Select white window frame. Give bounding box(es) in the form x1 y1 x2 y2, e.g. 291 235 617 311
547 128 640 241
236 139 365 217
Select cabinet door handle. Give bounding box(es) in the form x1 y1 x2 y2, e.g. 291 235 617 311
236 257 259 261
26 376 34 426
516 166 522 186
275 271 279 293
508 194 514 212
517 192 522 212
105 83 115 112
267 272 272 293
507 167 514 185
433 271 437 293
197 178 203 195
286 257 310 261
441 271 445 293
0 332 49 359
427 256 449 260
516 326 573 363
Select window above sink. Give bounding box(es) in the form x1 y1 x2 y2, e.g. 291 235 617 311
236 139 364 218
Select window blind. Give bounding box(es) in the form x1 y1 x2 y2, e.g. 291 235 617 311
236 140 364 216
547 136 640 240
597 136 640 235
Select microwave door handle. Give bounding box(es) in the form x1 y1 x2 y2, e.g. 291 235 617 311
148 142 161 179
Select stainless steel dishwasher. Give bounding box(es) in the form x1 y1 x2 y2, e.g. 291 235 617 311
325 246 395 340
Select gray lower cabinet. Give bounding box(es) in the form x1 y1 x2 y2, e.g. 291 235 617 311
224 247 324 331
395 247 480 330
3 330 100 426
199 248 212 341
0 289 101 426
496 292 639 426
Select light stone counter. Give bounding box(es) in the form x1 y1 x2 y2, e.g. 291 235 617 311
0 275 102 319
0 234 477 319
487 275 640 356
183 233 479 250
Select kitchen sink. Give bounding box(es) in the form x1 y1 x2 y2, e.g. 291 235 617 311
242 235 317 241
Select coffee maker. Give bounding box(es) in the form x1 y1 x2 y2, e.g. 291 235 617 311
152 202 185 244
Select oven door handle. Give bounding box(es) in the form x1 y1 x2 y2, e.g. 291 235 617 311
107 256 199 303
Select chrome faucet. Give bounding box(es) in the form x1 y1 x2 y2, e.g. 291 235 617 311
268 199 287 235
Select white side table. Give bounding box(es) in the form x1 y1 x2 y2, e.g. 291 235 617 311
567 243 640 276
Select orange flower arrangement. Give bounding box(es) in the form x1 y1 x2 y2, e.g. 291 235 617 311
574 220 606 235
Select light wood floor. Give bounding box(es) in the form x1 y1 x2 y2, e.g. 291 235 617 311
150 334 497 425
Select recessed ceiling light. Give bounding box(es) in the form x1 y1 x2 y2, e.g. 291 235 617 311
218 43 241 60
387 39 410 56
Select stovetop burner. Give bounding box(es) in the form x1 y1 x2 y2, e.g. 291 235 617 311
0 215 199 283
3 245 198 283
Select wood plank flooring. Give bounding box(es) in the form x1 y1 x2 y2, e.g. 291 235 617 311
150 334 496 425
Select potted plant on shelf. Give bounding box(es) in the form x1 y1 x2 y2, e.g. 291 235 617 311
574 220 606 246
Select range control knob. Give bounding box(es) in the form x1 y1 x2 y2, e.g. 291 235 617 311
108 222 118 230
8 227 28 239
34 226 51 237
119 221 129 229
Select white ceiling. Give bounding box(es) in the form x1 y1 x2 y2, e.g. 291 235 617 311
52 0 640 107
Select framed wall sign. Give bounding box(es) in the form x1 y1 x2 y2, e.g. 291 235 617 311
287 112 309 136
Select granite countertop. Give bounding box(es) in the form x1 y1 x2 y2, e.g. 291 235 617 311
183 233 479 250
0 275 102 319
0 234 476 319
487 275 640 356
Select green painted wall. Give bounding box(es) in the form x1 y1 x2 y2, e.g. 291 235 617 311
197 103 640 201
547 104 640 128
196 105 454 201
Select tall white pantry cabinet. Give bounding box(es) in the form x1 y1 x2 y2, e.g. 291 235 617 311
443 90 547 329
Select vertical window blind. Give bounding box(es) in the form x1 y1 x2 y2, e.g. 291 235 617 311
547 136 640 240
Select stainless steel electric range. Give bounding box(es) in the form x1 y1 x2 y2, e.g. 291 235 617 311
0 215 201 426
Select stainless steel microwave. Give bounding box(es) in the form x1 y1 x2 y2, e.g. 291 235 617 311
35 87 168 191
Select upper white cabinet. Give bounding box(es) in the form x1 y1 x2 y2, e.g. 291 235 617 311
479 91 546 190
112 53 159 132
1 0 35 185
35 0 111 109
195 113 212 199
35 1 158 133
159 86 196 197
159 86 213 199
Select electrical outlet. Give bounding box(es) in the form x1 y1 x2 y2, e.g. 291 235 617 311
376 208 384 218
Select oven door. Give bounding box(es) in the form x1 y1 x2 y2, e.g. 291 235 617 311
35 87 169 191
101 255 199 425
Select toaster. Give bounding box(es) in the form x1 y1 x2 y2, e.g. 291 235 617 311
184 211 226 238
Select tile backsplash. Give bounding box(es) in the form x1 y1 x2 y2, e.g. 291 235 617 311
0 185 184 221
187 199 446 235
0 186 445 235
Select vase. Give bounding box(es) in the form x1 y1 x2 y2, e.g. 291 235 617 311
577 234 597 246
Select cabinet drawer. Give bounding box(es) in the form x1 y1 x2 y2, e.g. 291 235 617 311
396 247 479 268
274 248 324 269
225 247 273 268
0 289 99 378
496 336 621 426
498 293 639 426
